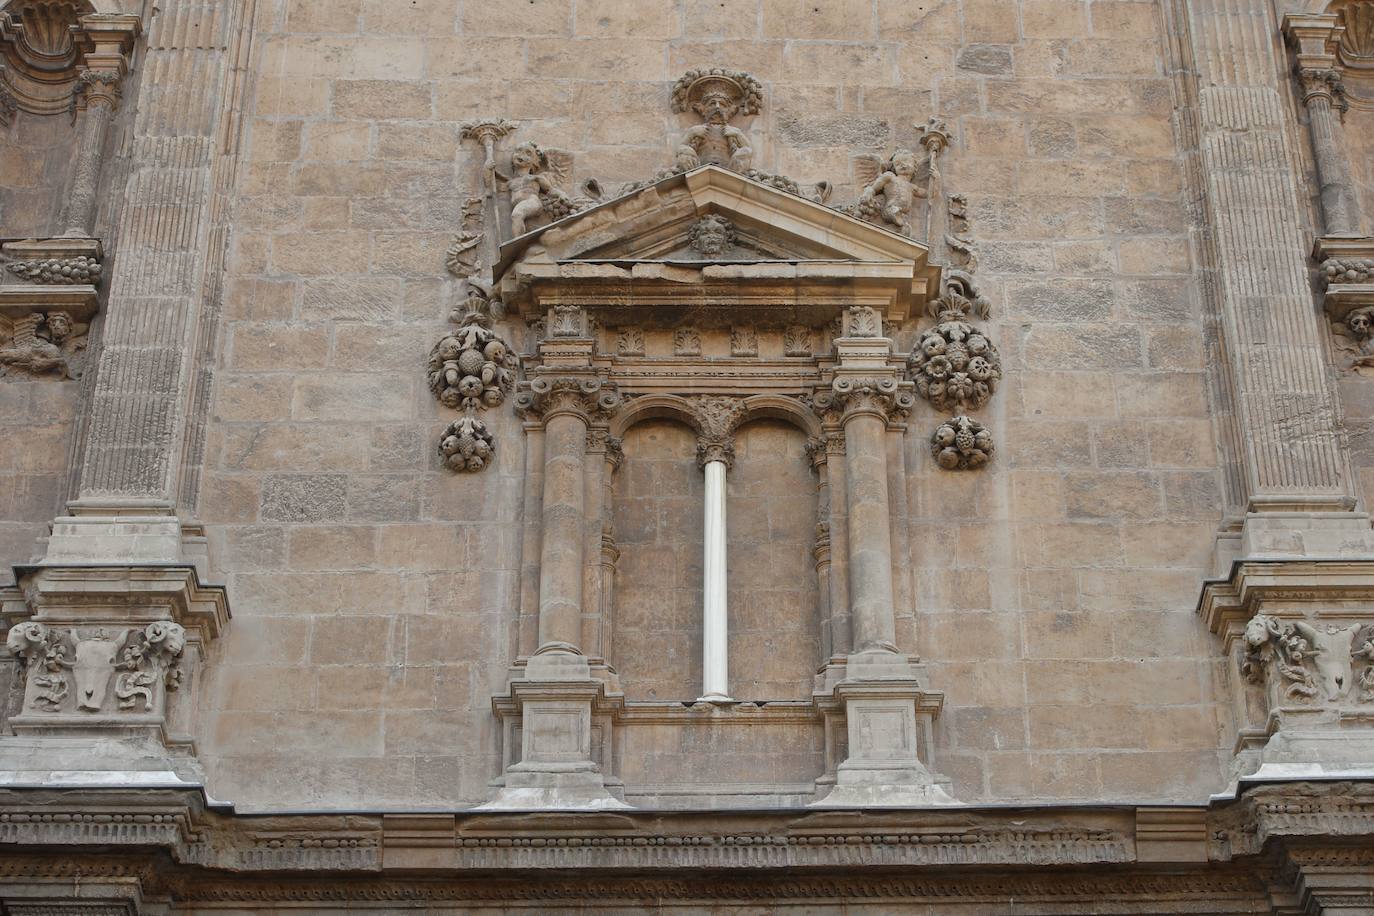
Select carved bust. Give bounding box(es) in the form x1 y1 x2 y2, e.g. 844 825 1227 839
687 214 736 257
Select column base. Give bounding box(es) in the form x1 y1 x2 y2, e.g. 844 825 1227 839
487 672 628 810
1237 506 1374 560
811 674 957 807
0 565 228 785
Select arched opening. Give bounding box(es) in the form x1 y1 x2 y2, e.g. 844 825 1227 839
611 417 703 701
726 418 819 701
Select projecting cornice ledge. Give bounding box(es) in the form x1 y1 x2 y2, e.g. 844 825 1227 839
0 782 1372 909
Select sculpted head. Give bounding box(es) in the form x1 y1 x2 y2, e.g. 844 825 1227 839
693 87 740 124
510 141 544 173
1349 308 1374 338
687 214 735 257
890 149 919 178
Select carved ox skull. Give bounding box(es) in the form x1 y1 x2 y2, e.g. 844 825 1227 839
72 637 118 711
1293 621 1361 703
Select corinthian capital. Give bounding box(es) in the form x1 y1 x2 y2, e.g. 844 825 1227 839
1296 66 1348 110
74 68 123 111
689 396 746 468
813 376 915 426
515 375 622 425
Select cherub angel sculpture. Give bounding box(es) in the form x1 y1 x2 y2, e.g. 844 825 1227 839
850 148 935 237
494 141 601 237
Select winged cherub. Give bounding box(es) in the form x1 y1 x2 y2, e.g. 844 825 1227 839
852 148 934 237
495 142 601 237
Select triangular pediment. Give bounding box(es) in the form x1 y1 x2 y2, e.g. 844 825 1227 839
496 165 940 323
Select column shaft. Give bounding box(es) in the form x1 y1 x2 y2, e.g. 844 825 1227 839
700 459 730 701
537 412 587 652
1305 92 1358 237
843 412 897 653
59 102 113 237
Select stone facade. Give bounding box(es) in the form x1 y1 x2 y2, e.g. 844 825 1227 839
1 0 1374 910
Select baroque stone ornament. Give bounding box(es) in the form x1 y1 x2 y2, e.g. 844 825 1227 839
783 325 812 356
689 395 747 467
850 149 933 237
729 326 757 356
1332 305 1374 373
673 327 701 356
812 376 916 425
0 309 88 378
6 620 186 715
908 308 1000 412
514 376 623 424
427 287 517 474
1242 615 1374 705
445 197 485 279
496 141 602 237
6 254 101 284
671 67 762 172
438 414 496 472
616 326 645 356
687 214 736 257
1323 256 1374 286
931 415 994 470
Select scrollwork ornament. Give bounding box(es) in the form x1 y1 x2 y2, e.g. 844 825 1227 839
516 376 623 425
814 376 915 425
931 415 993 470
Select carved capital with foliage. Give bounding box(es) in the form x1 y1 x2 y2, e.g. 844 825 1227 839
516 375 622 426
813 376 915 426
689 395 747 468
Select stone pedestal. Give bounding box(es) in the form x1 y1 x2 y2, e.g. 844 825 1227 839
812 676 956 807
1200 560 1374 782
0 565 228 784
484 678 628 810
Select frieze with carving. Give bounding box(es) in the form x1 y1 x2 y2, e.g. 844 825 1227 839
6 255 101 284
6 621 185 716
1242 614 1374 706
0 309 89 378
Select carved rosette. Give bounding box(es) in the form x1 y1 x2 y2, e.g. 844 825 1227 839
689 396 747 468
515 376 623 426
1242 614 1374 707
6 620 186 716
813 377 915 426
931 415 994 471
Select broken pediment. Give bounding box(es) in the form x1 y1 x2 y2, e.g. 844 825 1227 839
495 165 941 329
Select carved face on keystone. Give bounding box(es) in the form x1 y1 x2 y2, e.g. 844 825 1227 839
73 638 118 712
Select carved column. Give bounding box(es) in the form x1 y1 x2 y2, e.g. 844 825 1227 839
1284 15 1360 239
486 316 628 809
59 71 117 238
0 4 250 782
808 323 954 807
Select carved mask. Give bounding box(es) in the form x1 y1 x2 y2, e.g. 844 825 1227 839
73 638 118 711
1349 310 1373 338
693 89 739 124
1307 624 1361 702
